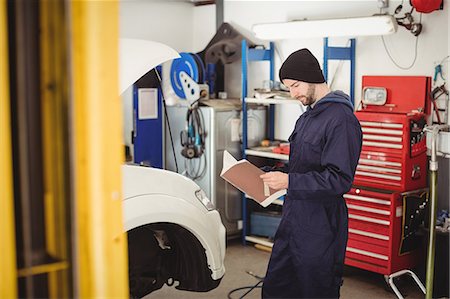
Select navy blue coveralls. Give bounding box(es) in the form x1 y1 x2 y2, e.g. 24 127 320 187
262 91 363 299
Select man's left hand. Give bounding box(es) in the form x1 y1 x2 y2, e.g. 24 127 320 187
260 171 288 190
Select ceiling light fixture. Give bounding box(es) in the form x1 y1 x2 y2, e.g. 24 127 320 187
252 15 398 40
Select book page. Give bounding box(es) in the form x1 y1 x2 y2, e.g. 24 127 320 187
220 151 286 207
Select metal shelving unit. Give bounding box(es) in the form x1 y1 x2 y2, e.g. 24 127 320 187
241 39 357 246
241 41 294 246
245 97 300 105
241 40 276 244
323 37 356 105
243 98 302 162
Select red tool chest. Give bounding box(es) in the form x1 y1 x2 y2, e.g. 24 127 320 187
354 112 427 191
345 76 431 275
344 187 428 275
353 76 431 192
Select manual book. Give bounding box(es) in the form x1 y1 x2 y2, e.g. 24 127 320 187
220 150 286 207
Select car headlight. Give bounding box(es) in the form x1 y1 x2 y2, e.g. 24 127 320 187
195 189 215 211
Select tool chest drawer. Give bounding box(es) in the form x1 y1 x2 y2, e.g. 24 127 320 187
347 239 389 265
344 187 428 275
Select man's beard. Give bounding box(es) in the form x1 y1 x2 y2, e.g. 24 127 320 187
298 84 316 105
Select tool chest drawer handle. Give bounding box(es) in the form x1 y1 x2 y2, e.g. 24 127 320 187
347 204 390 215
363 141 403 149
349 214 390 225
344 194 391 206
358 158 402 167
359 121 403 129
346 247 389 261
355 170 401 181
362 127 403 135
348 228 389 240
363 134 402 142
357 165 401 174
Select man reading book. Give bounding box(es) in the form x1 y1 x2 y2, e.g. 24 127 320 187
260 48 363 299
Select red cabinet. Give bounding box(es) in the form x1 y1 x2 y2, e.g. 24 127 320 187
344 187 427 275
354 112 427 192
345 76 431 275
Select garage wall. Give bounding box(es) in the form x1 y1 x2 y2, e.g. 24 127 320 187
211 0 449 209
119 0 195 151
224 1 447 133
120 0 449 208
119 0 448 131
120 0 194 51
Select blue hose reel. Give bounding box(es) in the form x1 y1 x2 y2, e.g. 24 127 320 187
170 52 205 99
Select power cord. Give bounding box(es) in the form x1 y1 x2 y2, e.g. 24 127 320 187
227 271 264 299
155 69 179 173
182 100 207 180
381 13 422 70
184 152 207 180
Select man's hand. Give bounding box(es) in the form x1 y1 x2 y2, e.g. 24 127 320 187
260 171 288 190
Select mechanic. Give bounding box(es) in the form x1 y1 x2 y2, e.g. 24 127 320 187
260 48 363 298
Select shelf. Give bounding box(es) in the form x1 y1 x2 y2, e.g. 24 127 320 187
245 235 274 248
245 149 289 160
245 97 301 105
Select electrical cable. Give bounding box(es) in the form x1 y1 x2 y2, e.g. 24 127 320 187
227 270 264 299
381 13 422 70
155 69 179 173
438 55 449 65
182 101 207 180
227 282 263 299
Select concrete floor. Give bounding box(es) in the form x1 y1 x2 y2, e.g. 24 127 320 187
148 239 424 299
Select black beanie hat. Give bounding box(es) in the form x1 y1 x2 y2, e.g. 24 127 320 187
279 49 325 84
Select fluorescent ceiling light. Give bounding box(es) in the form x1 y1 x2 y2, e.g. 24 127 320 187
252 15 398 40
119 39 180 94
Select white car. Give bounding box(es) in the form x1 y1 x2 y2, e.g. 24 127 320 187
122 164 226 298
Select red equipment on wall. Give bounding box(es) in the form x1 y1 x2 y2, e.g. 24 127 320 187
345 76 431 275
411 0 443 13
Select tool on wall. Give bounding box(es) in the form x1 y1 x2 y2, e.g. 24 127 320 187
429 84 449 125
394 4 422 36
180 102 207 180
170 23 255 100
393 0 443 36
384 0 442 70
170 52 207 103
169 23 255 179
411 0 443 13
180 104 206 160
170 54 208 178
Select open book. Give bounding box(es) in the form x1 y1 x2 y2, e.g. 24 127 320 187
220 151 286 207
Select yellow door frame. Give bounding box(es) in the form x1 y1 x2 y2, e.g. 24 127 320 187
0 0 18 297
69 1 129 297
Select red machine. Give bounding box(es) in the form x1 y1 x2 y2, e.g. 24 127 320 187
344 187 428 275
345 76 431 275
353 76 431 192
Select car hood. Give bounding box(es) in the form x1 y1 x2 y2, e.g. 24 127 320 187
122 164 207 208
